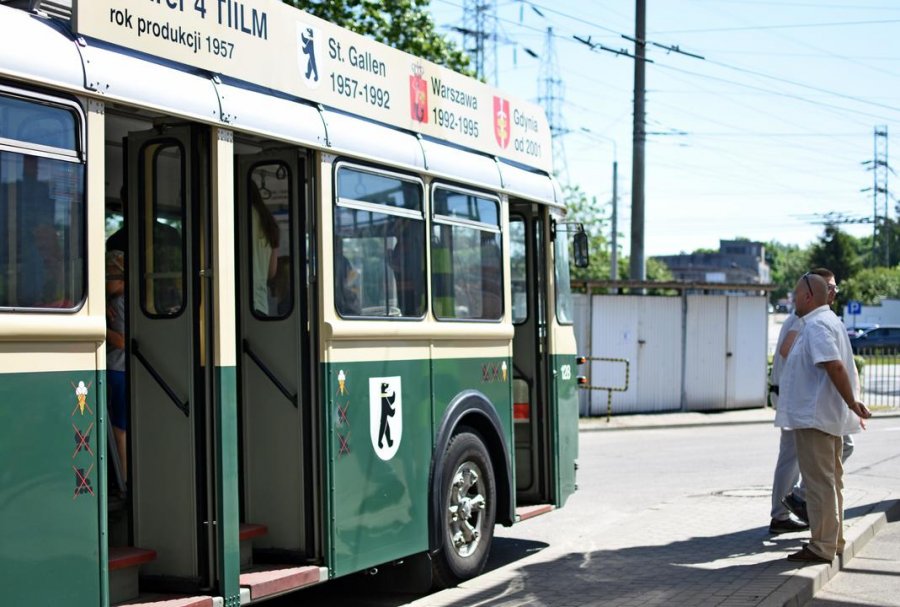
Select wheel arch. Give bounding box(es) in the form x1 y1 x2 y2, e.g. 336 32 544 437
429 390 514 553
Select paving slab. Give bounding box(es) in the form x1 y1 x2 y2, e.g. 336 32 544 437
401 484 899 607
807 506 900 607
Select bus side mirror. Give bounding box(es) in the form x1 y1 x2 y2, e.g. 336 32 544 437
573 231 589 268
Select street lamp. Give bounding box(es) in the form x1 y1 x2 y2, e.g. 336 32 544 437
580 127 618 281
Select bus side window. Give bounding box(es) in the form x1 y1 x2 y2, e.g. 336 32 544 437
0 93 85 311
431 187 502 321
334 165 424 319
139 142 184 317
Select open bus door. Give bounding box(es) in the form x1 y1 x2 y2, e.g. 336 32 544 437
548 214 579 507
124 125 214 591
509 202 549 505
509 202 578 509
234 148 319 573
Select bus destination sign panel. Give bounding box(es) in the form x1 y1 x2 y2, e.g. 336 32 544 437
73 0 553 172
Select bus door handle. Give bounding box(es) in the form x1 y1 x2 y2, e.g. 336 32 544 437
131 339 190 417
242 339 298 408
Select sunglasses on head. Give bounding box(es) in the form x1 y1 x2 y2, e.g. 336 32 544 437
801 273 813 297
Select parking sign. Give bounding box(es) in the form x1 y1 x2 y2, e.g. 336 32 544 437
848 300 862 315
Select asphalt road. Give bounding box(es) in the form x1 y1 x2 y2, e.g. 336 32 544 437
268 416 900 606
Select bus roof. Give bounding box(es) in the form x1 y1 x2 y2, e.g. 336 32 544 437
71 0 553 173
0 3 563 206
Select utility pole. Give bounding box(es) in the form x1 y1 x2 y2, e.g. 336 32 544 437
538 27 569 184
459 0 498 84
629 0 646 280
876 126 889 265
611 159 619 281
866 126 890 266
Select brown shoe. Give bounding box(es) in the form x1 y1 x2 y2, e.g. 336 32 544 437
787 546 831 564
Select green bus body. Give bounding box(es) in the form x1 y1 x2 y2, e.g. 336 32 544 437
0 370 105 606
0 2 580 605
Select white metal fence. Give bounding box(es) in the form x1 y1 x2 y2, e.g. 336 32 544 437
574 293 769 416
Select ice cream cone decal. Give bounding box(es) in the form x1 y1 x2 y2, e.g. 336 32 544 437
71 381 93 416
338 369 347 395
501 361 508 382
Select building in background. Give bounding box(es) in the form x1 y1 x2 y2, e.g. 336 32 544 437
654 239 771 284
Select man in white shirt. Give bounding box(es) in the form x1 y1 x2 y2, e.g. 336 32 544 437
776 273 871 563
769 268 855 534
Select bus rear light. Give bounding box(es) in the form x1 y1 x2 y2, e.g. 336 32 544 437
513 402 530 421
577 376 588 385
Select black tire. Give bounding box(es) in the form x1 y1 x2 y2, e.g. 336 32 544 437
432 430 496 589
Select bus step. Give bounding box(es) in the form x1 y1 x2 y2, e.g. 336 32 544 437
113 595 213 607
239 565 325 601
239 523 268 571
108 546 157 605
515 504 554 522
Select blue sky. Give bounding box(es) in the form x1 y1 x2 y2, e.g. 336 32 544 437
429 0 900 258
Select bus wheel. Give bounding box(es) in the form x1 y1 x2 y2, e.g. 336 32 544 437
432 430 496 588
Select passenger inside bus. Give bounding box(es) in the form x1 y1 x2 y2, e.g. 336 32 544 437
249 181 279 315
7 156 79 308
105 250 128 488
106 187 183 314
335 252 361 316
270 255 293 316
388 217 424 316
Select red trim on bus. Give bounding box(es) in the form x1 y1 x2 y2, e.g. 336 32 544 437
119 597 213 607
108 546 157 571
516 504 554 521
240 566 321 600
239 523 268 541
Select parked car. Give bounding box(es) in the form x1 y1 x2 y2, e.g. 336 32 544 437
846 323 879 339
849 325 900 353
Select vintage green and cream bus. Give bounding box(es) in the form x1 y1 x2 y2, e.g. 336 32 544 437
0 1 582 605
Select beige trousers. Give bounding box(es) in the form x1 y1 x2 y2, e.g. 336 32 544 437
794 428 844 560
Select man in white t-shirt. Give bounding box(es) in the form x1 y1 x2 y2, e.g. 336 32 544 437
776 273 871 563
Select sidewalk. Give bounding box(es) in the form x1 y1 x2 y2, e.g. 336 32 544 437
810 506 900 606
579 406 780 432
401 409 900 607
579 405 900 432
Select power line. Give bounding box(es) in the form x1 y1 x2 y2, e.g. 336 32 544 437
652 18 900 35
701 57 900 113
653 62 900 123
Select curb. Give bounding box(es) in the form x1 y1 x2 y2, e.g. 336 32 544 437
578 410 900 433
762 498 900 607
578 417 776 432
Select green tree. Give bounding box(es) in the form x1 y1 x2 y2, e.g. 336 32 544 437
644 257 674 282
858 218 900 268
765 240 810 304
808 225 862 287
564 184 610 283
286 0 473 76
839 266 900 306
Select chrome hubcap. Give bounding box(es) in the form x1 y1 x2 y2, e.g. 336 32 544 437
447 461 486 558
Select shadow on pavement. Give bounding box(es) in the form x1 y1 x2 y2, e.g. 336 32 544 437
427 528 804 606
266 537 548 606
266 501 893 607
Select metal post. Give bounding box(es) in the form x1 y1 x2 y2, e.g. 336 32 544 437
630 0 646 281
